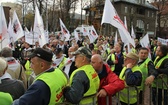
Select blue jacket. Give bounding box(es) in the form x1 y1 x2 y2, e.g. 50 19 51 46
12 68 56 105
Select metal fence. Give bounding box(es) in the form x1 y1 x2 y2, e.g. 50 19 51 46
105 75 168 105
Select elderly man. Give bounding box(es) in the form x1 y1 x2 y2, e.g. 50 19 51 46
119 52 142 105
12 48 68 105
1 47 27 88
152 45 168 105
138 47 158 105
0 57 25 100
63 47 100 104
91 54 125 105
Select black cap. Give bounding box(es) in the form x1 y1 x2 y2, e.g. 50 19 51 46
29 48 53 62
55 48 63 55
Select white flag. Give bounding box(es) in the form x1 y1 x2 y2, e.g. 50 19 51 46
140 34 151 58
74 30 79 41
131 25 136 39
7 17 14 48
59 18 70 41
33 6 48 47
88 25 98 43
101 0 135 47
0 6 10 49
12 11 24 42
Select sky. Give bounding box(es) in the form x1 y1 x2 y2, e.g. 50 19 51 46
0 0 17 3
0 0 155 14
0 0 155 3
0 0 85 14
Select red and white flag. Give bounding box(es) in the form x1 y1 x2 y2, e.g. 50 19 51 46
0 6 10 49
12 11 24 42
82 25 89 36
59 18 70 41
33 5 48 47
88 25 98 43
101 0 135 47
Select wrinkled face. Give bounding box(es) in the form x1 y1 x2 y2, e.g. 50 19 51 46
74 54 85 68
139 49 148 60
30 57 42 75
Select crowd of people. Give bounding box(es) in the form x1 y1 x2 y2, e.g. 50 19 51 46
0 34 168 105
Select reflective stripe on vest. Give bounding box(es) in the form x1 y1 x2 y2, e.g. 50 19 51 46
70 65 100 104
119 66 141 104
139 58 151 90
35 68 67 104
152 55 168 89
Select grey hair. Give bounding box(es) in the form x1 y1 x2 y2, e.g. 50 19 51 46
1 47 13 57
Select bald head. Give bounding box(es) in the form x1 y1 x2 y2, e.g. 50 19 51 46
91 54 103 72
91 54 103 62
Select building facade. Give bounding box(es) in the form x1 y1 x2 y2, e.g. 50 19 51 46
84 0 157 39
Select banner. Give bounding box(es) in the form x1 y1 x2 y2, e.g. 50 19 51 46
157 37 168 45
